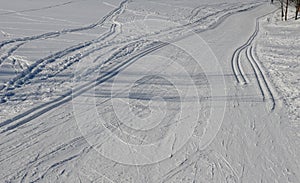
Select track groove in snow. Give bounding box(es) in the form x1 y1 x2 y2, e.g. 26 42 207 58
1 1 299 182
0 1 263 128
246 46 276 111
230 8 277 111
0 0 129 49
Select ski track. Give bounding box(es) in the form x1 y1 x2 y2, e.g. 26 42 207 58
158 149 239 182
0 23 118 93
231 13 261 85
0 1 257 82
2 136 90 182
0 1 265 133
245 46 265 99
0 1 76 16
0 0 129 92
249 46 276 110
0 2 290 182
0 42 25 66
231 9 278 111
0 40 167 133
0 0 129 50
246 46 276 110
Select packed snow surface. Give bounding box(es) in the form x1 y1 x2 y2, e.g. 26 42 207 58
0 0 299 182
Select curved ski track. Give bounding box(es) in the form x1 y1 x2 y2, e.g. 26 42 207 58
230 9 278 111
0 0 129 50
0 1 266 132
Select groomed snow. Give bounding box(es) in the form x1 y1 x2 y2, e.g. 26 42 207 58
0 0 299 182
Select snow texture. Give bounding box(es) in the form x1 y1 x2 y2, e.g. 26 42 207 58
0 0 299 182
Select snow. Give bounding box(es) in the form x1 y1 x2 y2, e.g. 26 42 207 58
0 0 299 182
256 8 300 122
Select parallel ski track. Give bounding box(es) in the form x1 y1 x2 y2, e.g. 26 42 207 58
230 8 278 110
231 8 278 85
0 41 168 133
245 46 265 99
0 2 262 93
231 14 260 85
246 46 275 110
0 2 264 132
0 24 118 93
0 1 261 67
0 0 130 92
0 0 129 50
0 0 129 69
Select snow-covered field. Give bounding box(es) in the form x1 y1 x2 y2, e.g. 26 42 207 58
256 8 300 122
0 0 299 182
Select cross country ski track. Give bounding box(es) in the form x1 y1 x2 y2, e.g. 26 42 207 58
231 9 278 111
0 0 129 50
0 1 265 132
0 1 262 92
1 1 299 182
